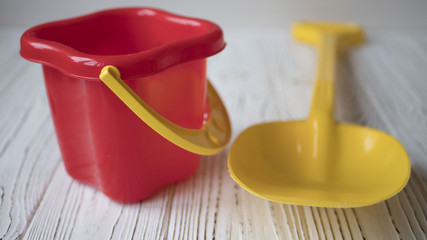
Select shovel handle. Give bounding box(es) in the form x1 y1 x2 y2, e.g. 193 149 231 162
309 34 337 121
293 22 364 122
99 65 231 156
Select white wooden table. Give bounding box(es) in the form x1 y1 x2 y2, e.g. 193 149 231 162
1 26 426 239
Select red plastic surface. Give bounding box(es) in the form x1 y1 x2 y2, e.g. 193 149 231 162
20 8 225 202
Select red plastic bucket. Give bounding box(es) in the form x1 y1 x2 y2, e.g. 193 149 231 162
20 8 226 202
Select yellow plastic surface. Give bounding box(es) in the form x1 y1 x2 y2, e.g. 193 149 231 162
228 22 411 208
99 66 231 156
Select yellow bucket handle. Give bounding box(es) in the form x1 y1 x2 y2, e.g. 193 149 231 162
99 65 231 155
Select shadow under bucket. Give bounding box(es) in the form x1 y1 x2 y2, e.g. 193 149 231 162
20 8 227 202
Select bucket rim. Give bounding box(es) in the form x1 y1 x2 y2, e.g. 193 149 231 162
20 7 226 80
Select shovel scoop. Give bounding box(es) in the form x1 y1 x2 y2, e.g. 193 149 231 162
228 22 411 208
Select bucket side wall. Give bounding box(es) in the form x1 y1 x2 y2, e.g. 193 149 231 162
42 59 206 202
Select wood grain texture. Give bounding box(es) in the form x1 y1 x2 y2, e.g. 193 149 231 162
0 27 426 239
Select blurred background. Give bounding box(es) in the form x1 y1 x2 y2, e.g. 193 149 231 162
1 0 427 32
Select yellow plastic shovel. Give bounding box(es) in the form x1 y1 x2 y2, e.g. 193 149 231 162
228 22 411 208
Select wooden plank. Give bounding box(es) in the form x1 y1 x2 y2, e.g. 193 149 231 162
301 207 319 240
269 203 293 239
334 209 352 240
386 195 417 240
397 189 426 240
131 189 172 239
165 155 218 240
343 209 364 240
311 207 326 240
319 208 334 240
354 203 400 240
410 172 427 226
0 40 62 239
